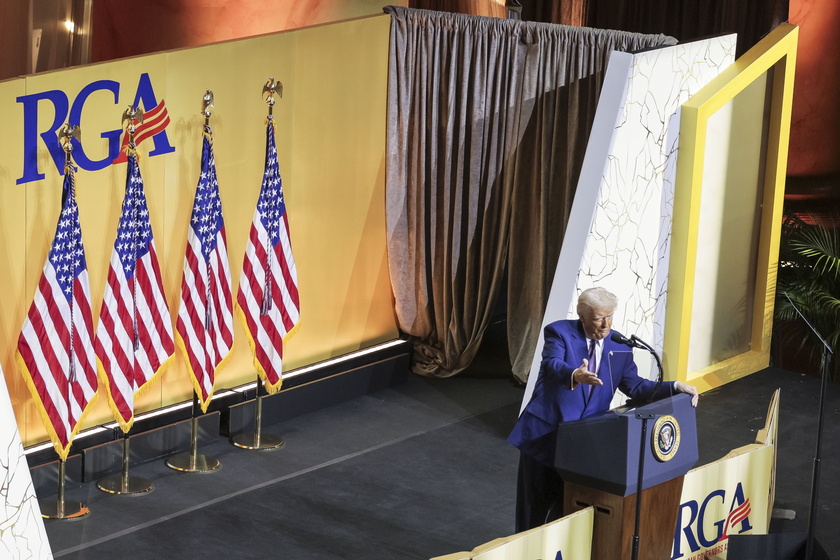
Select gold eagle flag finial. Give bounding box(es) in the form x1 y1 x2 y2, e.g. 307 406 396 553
121 105 144 130
58 123 81 166
57 123 81 152
262 78 283 102
121 106 144 158
202 89 215 112
262 78 283 119
202 89 215 126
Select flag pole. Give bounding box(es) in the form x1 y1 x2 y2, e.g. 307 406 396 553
231 79 286 452
231 375 284 450
40 456 90 520
97 430 154 495
95 111 155 495
40 126 90 520
166 393 221 471
167 91 224 470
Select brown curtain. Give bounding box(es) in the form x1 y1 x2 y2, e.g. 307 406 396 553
520 0 788 57
586 0 788 56
409 0 507 18
384 6 675 379
520 1 587 26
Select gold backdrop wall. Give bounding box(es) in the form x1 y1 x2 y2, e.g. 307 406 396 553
0 14 398 447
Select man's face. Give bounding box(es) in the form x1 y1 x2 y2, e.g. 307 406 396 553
579 306 614 341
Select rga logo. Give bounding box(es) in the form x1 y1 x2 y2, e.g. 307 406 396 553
672 482 753 559
17 72 174 184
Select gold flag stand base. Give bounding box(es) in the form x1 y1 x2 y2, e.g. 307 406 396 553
166 394 221 473
40 500 90 520
97 434 153 495
231 432 285 450
42 458 91 520
166 450 221 472
230 376 285 451
96 474 154 495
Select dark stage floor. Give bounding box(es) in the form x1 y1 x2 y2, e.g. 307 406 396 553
41 366 839 559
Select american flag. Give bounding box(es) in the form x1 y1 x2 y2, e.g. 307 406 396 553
16 163 99 461
175 125 233 412
235 118 300 393
95 145 175 432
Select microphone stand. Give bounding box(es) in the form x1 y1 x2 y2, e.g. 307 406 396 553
634 338 664 560
613 333 665 560
728 295 830 559
786 294 831 560
629 335 664 404
631 408 655 560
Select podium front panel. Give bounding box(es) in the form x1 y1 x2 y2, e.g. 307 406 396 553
554 393 698 496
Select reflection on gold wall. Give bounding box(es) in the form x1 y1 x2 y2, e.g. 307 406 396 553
0 2 28 80
92 0 407 62
409 0 506 17
0 15 398 447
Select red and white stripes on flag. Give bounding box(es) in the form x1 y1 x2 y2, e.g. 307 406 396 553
175 125 233 412
95 145 175 432
16 164 98 461
235 118 300 393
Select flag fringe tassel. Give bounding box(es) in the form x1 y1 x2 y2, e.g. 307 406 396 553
95 351 175 434
233 305 300 395
174 331 234 414
15 351 100 462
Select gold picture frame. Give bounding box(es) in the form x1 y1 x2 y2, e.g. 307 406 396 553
664 24 799 392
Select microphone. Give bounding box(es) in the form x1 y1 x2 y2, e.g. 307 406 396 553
610 331 640 348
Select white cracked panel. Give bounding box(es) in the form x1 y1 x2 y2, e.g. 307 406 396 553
1 368 53 559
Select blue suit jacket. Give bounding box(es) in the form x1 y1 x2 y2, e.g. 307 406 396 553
508 319 675 465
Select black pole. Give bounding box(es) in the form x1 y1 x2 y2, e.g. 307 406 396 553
632 412 654 560
784 293 832 560
805 348 830 560
615 333 666 560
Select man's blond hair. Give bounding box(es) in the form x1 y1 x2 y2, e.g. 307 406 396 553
576 287 618 316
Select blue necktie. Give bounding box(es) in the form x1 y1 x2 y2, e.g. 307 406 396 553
587 340 597 396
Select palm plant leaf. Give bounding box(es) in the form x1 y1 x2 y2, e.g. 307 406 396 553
790 225 840 277
775 213 840 380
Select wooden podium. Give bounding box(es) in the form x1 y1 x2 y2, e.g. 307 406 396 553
554 393 698 560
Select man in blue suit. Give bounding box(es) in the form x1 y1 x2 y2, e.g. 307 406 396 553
508 287 699 532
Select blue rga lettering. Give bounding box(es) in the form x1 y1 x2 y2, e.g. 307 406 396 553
671 483 752 559
16 72 174 184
